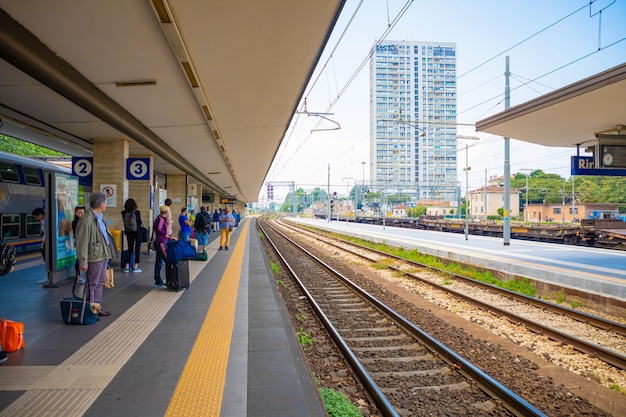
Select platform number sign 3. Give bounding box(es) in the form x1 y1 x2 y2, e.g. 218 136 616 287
126 158 151 181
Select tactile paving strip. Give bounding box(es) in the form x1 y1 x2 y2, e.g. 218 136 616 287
0 231 230 417
165 224 248 416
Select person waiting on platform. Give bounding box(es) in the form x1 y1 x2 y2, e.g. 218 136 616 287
218 207 235 250
212 209 220 232
153 205 173 288
75 192 116 317
121 198 144 273
164 198 173 236
32 207 48 284
72 206 86 283
178 207 191 241
193 206 211 252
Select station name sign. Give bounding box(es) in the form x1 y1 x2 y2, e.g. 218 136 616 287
571 156 626 176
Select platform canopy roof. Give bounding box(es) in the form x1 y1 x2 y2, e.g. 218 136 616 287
0 1 345 202
476 63 626 149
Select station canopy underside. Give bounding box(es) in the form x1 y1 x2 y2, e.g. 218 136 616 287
476 63 626 149
0 1 345 202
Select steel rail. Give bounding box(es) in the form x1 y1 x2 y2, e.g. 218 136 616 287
257 219 400 417
262 218 547 417
280 218 626 370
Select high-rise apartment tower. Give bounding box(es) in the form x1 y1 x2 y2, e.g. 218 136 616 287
369 41 458 202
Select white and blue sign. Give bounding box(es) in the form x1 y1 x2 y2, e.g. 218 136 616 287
72 157 93 186
571 156 626 176
127 158 151 181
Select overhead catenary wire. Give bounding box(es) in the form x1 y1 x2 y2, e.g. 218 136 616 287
270 0 415 179
267 0 624 195
458 35 626 118
457 2 590 80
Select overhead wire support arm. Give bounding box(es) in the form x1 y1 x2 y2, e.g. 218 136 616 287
295 110 341 133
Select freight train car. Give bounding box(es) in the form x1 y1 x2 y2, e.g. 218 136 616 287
320 214 626 250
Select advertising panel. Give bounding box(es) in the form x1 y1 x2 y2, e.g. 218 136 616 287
52 173 79 271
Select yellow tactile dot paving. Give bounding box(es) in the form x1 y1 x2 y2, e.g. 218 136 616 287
166 222 249 417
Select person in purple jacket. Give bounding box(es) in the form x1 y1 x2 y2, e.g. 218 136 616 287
153 205 173 288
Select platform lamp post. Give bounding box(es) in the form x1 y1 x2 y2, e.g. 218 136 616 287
520 169 533 223
361 161 366 186
457 135 480 240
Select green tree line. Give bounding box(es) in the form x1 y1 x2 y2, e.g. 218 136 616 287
511 169 626 206
0 135 68 157
278 170 626 214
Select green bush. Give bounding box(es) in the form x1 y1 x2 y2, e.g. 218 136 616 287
319 388 362 417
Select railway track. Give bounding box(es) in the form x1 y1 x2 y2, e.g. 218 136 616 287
277 217 626 371
259 218 546 417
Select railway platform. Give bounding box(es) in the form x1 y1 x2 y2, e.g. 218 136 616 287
288 217 626 309
0 218 326 417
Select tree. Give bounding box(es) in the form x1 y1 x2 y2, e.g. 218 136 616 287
0 134 68 156
407 205 427 218
280 188 305 213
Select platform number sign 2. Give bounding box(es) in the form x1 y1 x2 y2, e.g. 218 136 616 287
126 158 151 181
72 157 93 186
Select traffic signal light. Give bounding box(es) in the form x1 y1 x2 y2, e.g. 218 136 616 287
267 184 274 200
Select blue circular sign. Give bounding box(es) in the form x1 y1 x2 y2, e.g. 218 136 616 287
127 158 150 180
73 158 93 178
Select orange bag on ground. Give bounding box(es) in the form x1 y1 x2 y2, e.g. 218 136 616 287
1 318 25 352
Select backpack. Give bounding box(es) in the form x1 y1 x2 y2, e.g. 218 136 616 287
195 212 210 232
0 243 16 276
123 210 137 232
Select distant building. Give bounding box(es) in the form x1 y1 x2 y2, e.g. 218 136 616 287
370 41 457 202
526 202 619 223
469 185 520 218
310 201 325 217
392 204 408 218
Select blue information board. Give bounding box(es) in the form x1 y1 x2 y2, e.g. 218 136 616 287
571 156 626 176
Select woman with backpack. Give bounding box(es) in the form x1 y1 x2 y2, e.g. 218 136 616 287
121 198 143 273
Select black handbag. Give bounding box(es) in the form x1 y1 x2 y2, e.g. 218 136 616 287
147 226 156 250
140 226 150 243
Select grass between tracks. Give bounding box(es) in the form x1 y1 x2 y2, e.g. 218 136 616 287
323 229 538 298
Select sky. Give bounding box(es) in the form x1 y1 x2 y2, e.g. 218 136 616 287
260 0 626 203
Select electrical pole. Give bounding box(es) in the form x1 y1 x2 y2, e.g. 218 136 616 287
457 135 479 240
484 169 487 221
327 163 331 221
503 56 511 245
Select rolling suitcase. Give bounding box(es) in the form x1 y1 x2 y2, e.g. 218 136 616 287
165 259 190 292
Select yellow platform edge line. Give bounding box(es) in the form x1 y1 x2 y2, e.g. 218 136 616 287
166 222 249 417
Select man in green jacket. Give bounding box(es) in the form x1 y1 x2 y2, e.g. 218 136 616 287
76 192 115 317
